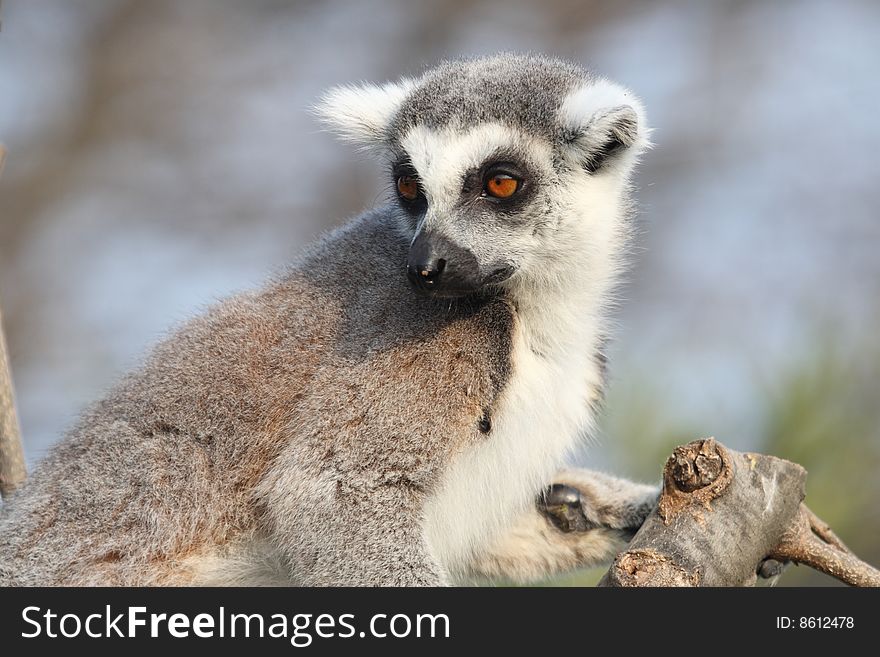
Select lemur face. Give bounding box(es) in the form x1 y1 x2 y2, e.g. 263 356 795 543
391 122 554 297
316 54 648 299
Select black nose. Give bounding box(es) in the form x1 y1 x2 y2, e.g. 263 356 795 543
407 256 447 288
407 230 481 297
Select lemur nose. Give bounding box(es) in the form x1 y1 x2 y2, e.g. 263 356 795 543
407 230 481 297
407 258 446 286
407 231 447 291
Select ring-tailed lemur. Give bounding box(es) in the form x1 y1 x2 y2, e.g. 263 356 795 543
0 54 658 586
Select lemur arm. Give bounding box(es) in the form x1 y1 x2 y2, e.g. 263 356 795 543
464 469 659 584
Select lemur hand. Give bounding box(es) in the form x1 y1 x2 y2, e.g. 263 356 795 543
537 471 659 540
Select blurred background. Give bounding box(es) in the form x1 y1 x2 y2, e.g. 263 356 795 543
1 0 878 586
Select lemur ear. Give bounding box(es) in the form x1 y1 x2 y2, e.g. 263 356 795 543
313 79 414 145
559 79 650 173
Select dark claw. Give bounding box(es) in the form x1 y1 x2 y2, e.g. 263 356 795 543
537 483 594 533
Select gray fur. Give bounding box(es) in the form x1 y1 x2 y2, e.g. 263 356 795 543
1 54 654 586
389 54 589 143
0 212 511 585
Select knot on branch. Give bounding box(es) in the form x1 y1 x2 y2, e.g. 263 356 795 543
671 439 725 491
659 438 733 524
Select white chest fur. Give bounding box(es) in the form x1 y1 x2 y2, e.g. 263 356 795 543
422 293 603 581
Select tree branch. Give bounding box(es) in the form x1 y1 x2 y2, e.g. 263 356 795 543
0 144 27 500
769 505 880 587
599 438 880 587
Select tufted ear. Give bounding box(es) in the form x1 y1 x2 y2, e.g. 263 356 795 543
313 79 414 145
559 79 650 173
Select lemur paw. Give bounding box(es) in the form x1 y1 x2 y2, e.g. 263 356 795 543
537 483 595 533
537 473 660 538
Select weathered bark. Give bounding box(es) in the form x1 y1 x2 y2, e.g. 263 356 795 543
599 438 880 587
0 311 25 499
0 145 27 500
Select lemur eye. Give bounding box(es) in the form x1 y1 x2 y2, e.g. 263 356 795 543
485 174 519 199
397 175 420 201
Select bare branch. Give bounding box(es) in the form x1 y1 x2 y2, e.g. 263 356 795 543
599 438 879 587
0 143 27 500
770 505 880 587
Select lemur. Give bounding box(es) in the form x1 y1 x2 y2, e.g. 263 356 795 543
0 54 658 586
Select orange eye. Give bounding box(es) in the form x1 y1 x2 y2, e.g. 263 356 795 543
485 174 519 199
397 175 420 201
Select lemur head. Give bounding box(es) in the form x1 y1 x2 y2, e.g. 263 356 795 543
316 54 649 299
